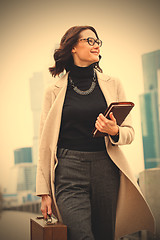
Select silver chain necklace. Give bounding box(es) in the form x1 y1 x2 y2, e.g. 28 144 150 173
69 69 97 95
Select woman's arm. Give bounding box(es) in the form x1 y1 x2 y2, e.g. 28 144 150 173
36 85 55 196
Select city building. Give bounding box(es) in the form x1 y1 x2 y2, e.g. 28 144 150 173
139 50 160 169
14 147 36 192
14 147 32 164
3 147 37 207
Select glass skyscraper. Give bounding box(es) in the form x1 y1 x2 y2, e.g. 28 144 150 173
139 50 160 169
13 147 36 192
14 147 32 164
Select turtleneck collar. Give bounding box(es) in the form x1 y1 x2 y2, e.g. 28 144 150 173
69 63 95 80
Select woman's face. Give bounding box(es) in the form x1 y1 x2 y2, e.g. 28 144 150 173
71 29 101 67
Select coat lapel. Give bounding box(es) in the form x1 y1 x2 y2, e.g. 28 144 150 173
48 73 69 149
96 70 118 105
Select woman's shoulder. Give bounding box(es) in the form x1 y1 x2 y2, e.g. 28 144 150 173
44 72 68 94
96 70 122 84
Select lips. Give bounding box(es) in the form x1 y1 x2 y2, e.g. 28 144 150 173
91 51 99 55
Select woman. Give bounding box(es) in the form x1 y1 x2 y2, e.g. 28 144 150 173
36 26 155 240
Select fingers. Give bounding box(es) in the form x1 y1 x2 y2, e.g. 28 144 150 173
109 112 116 122
41 206 47 219
98 113 106 120
47 205 52 216
95 114 107 133
95 113 118 135
41 195 52 219
97 113 116 124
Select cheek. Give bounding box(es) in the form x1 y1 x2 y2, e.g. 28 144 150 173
80 50 91 59
87 51 95 59
89 53 99 61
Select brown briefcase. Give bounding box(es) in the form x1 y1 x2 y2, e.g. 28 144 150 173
30 216 67 240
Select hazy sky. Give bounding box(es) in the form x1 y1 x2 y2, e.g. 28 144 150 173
0 0 160 191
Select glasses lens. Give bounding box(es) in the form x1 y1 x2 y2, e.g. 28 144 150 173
96 39 102 47
88 38 95 46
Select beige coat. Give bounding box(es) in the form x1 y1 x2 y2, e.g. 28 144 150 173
36 70 155 239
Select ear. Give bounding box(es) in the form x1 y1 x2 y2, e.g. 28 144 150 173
71 46 76 54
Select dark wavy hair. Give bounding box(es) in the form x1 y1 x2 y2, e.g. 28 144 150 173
49 26 102 77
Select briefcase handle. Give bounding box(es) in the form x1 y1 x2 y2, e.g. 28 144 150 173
36 214 58 225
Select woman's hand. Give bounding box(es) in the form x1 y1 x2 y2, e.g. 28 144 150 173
41 195 52 219
95 112 119 136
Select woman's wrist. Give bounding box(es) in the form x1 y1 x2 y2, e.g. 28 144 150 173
110 126 119 142
111 126 119 136
41 194 50 198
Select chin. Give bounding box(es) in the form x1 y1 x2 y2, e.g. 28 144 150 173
93 56 99 62
91 59 99 64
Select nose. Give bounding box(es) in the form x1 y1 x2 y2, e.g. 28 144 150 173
93 42 100 48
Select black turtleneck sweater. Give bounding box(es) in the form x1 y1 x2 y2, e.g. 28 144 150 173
57 64 108 151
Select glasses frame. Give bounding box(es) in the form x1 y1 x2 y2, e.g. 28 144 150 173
79 37 102 47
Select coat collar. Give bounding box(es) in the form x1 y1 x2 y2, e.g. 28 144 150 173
54 72 69 88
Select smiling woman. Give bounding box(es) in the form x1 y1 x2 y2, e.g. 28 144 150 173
36 25 155 240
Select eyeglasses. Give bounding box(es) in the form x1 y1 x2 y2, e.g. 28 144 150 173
79 37 102 47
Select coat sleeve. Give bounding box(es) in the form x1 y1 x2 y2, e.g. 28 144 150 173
108 78 135 145
36 85 55 196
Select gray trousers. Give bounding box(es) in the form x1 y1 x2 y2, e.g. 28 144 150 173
55 148 120 240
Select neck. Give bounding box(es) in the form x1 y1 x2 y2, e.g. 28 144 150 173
69 63 94 82
74 63 91 67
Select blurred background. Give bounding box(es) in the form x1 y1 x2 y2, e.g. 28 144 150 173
0 0 160 239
